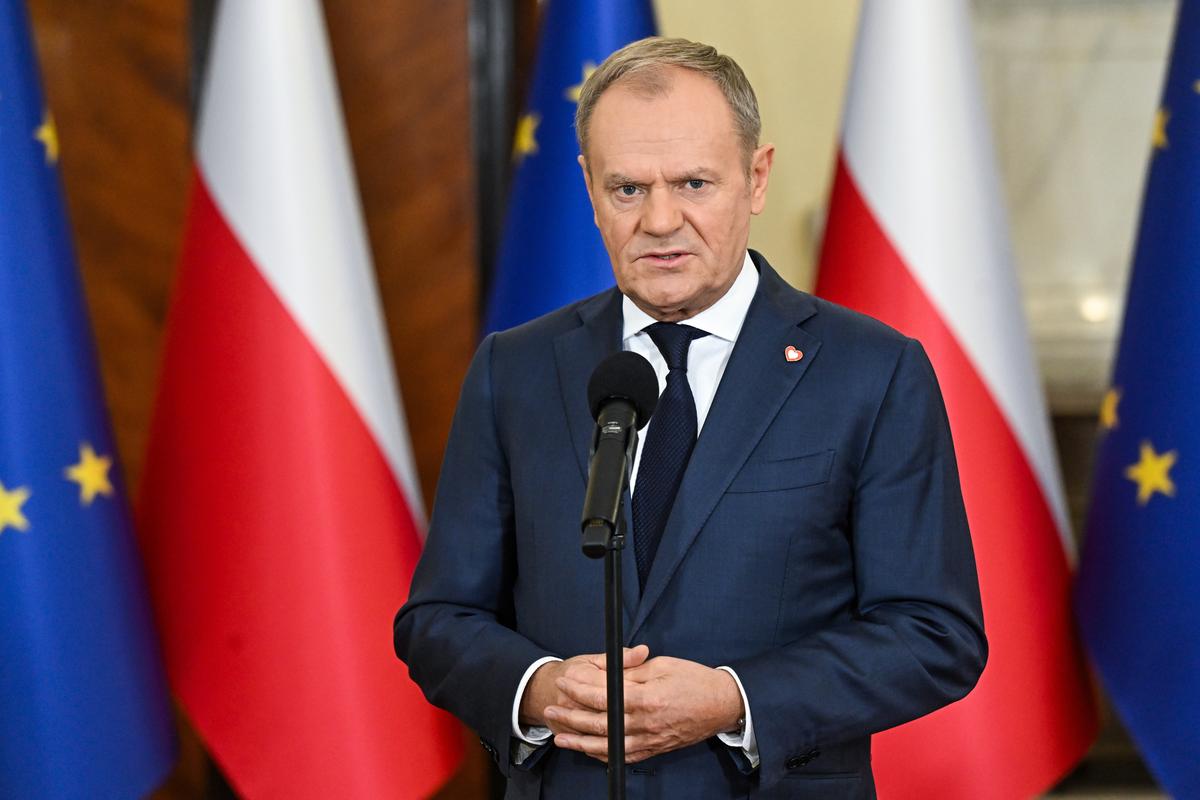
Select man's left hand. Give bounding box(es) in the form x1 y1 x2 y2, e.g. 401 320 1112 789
545 652 744 763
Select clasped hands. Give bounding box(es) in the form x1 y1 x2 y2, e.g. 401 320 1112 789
519 644 744 763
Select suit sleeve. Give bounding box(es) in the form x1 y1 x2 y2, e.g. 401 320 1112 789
728 337 987 790
393 333 556 775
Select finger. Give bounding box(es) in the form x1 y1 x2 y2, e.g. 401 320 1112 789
623 664 649 681
556 676 609 711
625 748 657 764
542 703 597 735
619 682 662 714
544 705 608 737
619 708 658 735
548 695 589 712
548 706 639 735
579 652 607 669
623 657 666 682
544 719 567 736
581 646 649 671
560 659 606 683
553 733 645 760
558 677 661 720
554 732 608 758
623 644 650 669
545 717 600 737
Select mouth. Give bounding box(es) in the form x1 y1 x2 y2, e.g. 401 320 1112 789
637 250 692 266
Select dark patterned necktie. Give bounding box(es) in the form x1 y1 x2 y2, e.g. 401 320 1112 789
632 322 709 590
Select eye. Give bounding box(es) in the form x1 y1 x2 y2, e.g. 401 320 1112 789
686 179 706 190
618 184 638 196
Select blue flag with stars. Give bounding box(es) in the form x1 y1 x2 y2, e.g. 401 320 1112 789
0 2 176 797
1075 3 1200 797
483 0 656 333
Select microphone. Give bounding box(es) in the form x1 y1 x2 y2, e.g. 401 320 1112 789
581 351 659 557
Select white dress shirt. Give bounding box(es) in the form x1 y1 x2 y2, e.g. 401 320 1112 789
511 252 761 768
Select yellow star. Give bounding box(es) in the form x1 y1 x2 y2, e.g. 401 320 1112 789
565 62 598 103
1153 107 1169 150
1099 387 1120 431
0 480 32 534
513 112 540 162
1194 79 1200 94
1125 440 1177 506
64 443 114 505
34 110 59 164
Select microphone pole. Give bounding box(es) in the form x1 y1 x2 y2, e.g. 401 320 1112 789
581 407 634 800
581 353 658 800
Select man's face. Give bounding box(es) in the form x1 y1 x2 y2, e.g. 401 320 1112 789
580 67 774 322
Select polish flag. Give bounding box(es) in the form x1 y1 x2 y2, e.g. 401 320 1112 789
137 1 461 797
815 2 1098 797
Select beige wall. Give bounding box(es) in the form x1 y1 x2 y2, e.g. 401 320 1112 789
655 0 861 289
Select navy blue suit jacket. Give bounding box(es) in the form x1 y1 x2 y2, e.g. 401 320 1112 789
395 253 986 799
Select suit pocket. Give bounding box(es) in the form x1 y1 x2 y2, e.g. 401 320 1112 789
726 449 834 494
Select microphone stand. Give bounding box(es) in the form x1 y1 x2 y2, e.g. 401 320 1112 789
581 420 637 800
581 516 625 800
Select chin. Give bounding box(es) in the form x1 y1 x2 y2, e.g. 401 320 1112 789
639 289 687 311
644 300 694 322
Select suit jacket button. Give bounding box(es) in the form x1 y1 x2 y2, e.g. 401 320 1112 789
786 756 804 770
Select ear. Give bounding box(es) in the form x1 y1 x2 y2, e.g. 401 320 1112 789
748 143 775 216
578 154 599 226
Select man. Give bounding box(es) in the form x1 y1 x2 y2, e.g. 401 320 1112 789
395 37 985 799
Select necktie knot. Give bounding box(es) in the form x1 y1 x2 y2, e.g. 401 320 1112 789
645 322 707 371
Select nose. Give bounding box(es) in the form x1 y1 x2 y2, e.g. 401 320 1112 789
639 188 683 237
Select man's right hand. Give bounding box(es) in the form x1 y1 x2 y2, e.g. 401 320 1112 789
519 645 650 733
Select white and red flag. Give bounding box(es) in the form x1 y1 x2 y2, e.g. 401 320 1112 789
137 0 461 796
815 2 1098 797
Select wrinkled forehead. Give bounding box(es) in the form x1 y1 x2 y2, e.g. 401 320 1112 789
585 69 743 173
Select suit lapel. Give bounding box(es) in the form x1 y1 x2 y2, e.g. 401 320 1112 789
553 290 624 485
552 289 642 618
629 257 822 639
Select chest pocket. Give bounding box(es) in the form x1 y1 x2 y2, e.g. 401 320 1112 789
726 449 834 494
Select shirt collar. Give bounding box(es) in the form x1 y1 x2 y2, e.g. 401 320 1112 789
621 251 759 343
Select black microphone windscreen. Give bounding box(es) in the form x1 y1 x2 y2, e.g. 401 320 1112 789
587 351 659 429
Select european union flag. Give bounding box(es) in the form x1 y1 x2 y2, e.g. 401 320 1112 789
0 2 176 796
483 0 656 333
1075 3 1200 797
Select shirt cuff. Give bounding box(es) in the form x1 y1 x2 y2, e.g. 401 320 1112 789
511 656 563 744
715 665 760 769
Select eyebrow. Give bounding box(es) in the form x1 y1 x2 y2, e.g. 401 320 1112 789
602 168 718 189
675 167 718 181
603 173 642 189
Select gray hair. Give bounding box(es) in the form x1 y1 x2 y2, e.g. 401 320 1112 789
574 36 762 165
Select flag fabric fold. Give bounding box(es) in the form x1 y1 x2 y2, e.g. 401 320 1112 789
0 2 176 797
1075 3 1200 796
137 1 460 797
483 0 656 334
814 2 1098 797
